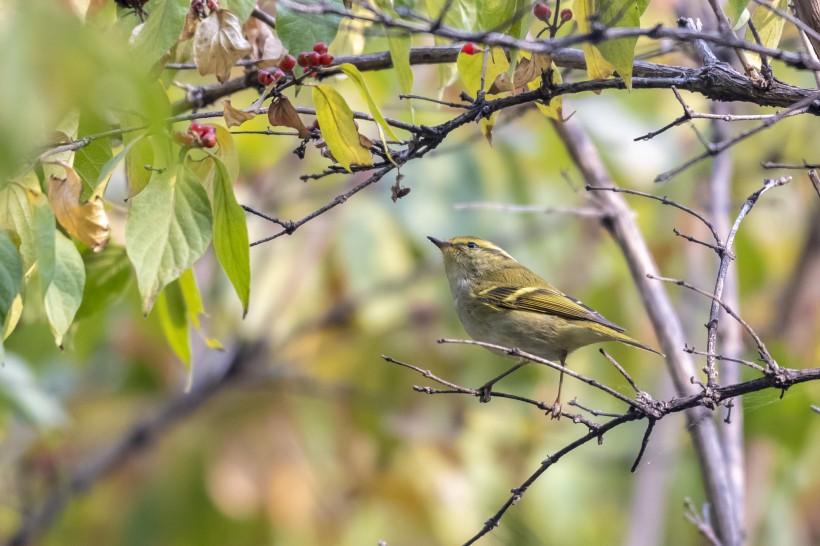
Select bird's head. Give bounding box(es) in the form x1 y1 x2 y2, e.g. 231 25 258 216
427 236 516 279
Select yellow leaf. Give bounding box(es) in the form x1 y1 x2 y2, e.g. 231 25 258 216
194 9 252 83
47 162 110 252
311 85 372 172
457 46 510 97
528 64 564 121
576 0 615 87
222 100 255 128
746 0 790 69
338 63 400 143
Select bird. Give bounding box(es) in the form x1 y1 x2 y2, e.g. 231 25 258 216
428 235 662 417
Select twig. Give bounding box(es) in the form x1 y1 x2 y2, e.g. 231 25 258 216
585 184 721 243
453 202 605 218
655 93 820 182
761 160 820 169
556 117 741 546
599 349 641 394
683 346 764 373
436 338 651 414
630 419 657 472
647 274 775 368
684 498 725 546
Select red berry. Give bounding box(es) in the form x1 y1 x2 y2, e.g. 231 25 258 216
257 70 270 85
560 8 572 21
461 43 479 55
533 3 551 21
206 0 217 11
306 51 321 66
313 42 328 54
200 131 216 148
297 52 309 67
318 52 333 66
279 54 296 71
272 69 286 80
189 121 203 134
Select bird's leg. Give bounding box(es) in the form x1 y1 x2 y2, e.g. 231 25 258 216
477 359 528 403
550 351 568 419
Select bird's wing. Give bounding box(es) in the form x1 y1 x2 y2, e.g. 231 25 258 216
476 285 626 333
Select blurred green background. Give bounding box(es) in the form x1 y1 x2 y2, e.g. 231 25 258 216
1 1 819 545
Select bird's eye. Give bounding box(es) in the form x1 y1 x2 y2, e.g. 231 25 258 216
466 242 478 249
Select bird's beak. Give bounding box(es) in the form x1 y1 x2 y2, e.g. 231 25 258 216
427 236 447 249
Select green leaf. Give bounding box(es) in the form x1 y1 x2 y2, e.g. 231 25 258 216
0 354 68 428
727 0 750 23
44 231 85 348
510 1 534 38
32 192 56 288
385 30 413 95
93 133 146 197
179 268 204 329
0 230 23 331
125 165 214 313
211 158 250 315
131 0 189 70
596 0 640 90
425 0 477 31
477 0 517 33
0 182 37 271
74 111 113 199
214 125 239 182
746 0 789 68
154 278 191 366
75 245 133 320
277 0 343 58
312 84 373 172
222 0 258 23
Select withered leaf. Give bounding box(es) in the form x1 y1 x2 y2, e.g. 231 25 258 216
222 99 254 127
47 163 110 253
179 8 199 42
489 52 552 94
194 9 252 83
268 97 311 138
243 16 285 68
390 173 410 202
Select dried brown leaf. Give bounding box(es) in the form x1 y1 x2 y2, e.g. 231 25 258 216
222 99 254 127
489 52 552 94
243 17 285 68
194 9 252 83
179 8 199 42
268 97 311 138
47 163 110 253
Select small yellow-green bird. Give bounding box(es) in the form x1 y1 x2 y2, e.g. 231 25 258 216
429 235 662 416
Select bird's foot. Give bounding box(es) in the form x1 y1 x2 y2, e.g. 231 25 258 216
477 384 493 403
549 400 562 420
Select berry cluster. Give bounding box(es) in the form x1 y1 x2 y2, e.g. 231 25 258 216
191 0 218 18
174 121 217 148
533 2 572 23
257 68 286 87
532 2 572 37
296 42 335 71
